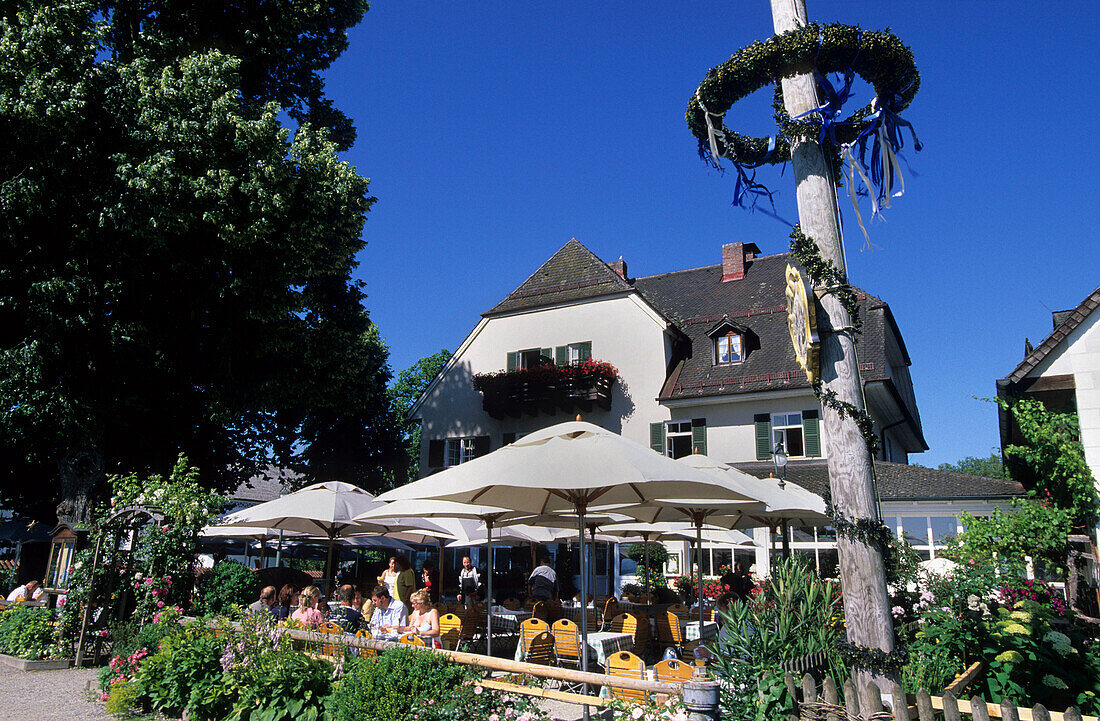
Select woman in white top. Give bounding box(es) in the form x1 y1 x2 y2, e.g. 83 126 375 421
398 589 441 648
377 557 398 598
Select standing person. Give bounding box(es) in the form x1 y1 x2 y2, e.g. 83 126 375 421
6 579 43 602
393 556 416 606
457 555 480 606
399 589 441 648
329 584 364 632
527 557 557 602
377 557 399 599
420 560 438 603
732 562 753 601
291 585 324 628
272 585 298 620
368 585 408 634
248 586 277 615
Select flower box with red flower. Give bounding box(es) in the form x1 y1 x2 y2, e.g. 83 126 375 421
473 359 617 419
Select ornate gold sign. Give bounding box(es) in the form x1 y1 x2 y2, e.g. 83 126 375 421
785 264 820 384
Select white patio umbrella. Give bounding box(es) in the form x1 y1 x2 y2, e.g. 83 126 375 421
219 481 453 588
355 499 531 656
375 420 757 701
200 525 308 568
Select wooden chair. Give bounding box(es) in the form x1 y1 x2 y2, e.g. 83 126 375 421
653 658 693 684
439 613 464 651
521 630 555 666
600 597 621 630
319 621 345 658
606 650 647 702
667 603 690 619
502 597 521 611
460 606 482 651
656 611 683 655
550 618 583 670
353 629 377 659
625 611 648 658
398 633 425 646
519 617 550 656
531 600 547 621
522 598 536 613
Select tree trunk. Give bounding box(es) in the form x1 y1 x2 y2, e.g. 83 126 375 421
56 445 104 525
768 0 898 711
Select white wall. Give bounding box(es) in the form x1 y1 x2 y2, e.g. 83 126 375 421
1028 309 1100 485
417 294 674 470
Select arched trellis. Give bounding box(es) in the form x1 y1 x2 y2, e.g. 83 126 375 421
74 504 165 666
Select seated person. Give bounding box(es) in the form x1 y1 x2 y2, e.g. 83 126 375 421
6 579 43 602
248 585 277 615
329 584 364 633
397 589 441 648
291 585 324 628
368 585 408 634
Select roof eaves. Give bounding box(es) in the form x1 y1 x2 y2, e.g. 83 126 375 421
1003 284 1100 384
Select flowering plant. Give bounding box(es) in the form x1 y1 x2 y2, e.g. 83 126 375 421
473 359 618 392
606 696 690 721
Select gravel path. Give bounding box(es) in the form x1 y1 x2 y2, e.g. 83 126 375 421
0 667 110 718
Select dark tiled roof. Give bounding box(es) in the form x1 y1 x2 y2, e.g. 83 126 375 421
732 460 1024 501
632 254 890 400
1002 284 1100 385
485 238 633 316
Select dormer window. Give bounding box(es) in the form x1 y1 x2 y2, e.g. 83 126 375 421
706 315 750 366
715 332 743 365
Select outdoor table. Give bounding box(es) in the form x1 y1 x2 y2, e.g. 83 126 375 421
683 620 718 642
584 631 634 667
489 609 531 634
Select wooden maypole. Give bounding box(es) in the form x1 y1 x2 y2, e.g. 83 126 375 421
769 0 898 711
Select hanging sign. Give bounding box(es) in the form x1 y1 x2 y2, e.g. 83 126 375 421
785 264 820 384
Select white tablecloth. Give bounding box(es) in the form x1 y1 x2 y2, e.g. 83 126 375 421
490 610 531 633
585 631 634 666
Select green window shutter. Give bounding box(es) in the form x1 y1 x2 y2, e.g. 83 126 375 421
428 439 445 468
540 348 552 363
555 346 568 366
578 341 592 361
803 410 821 457
691 418 707 455
649 423 665 454
754 414 772 460
473 436 491 458
506 351 518 371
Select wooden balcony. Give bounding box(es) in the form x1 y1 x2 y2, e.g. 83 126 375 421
475 368 615 420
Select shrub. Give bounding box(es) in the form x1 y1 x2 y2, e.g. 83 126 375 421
410 676 549 721
194 560 261 616
105 678 141 716
133 623 225 717
0 606 58 659
330 648 468 721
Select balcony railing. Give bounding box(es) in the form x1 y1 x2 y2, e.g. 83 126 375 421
473 361 617 420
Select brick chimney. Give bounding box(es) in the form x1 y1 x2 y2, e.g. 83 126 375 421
609 258 628 279
721 242 760 282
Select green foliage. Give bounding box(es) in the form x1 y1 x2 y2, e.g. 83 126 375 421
1000 397 1099 528
388 349 452 486
408 676 549 721
330 648 468 721
0 606 59 659
105 678 141 717
708 557 845 720
936 453 1005 478
944 498 1072 577
133 623 225 718
624 542 670 566
194 561 262 616
225 642 333 721
0 0 396 521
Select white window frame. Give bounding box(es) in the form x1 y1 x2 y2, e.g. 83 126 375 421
445 438 477 467
714 332 743 365
516 349 543 369
665 421 693 459
771 412 805 457
567 342 586 364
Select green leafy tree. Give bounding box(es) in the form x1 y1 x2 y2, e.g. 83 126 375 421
937 453 1005 479
999 398 1099 529
387 350 452 484
945 498 1073 576
0 0 398 522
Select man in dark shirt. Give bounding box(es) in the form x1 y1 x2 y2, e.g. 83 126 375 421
247 586 277 615
329 584 363 632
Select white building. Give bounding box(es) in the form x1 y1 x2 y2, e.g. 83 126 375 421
411 238 1022 589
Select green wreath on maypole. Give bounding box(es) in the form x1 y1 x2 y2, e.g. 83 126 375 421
687 23 924 676
685 22 921 239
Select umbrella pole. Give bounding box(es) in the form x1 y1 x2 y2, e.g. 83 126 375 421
588 524 597 598
275 530 283 567
485 518 494 657
324 530 336 595
576 506 589 721
642 534 650 608
438 539 445 603
696 519 704 641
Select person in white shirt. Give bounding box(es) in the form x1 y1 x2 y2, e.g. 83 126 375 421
457 555 480 606
369 585 408 633
528 558 557 601
6 580 43 602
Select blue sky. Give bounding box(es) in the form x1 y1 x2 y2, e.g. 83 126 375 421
324 1 1099 468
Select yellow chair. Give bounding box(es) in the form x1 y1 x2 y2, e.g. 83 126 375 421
606 650 647 702
551 618 582 669
531 600 547 621
667 603 690 619
398 633 425 646
354 629 377 659
653 658 693 684
523 630 555 666
519 617 551 658
600 597 621 629
319 621 345 658
439 613 464 651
